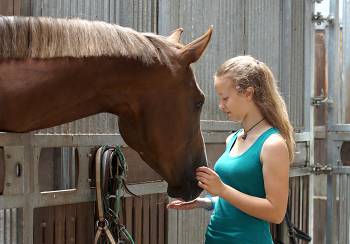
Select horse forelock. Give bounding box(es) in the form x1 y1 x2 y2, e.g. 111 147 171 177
0 16 176 66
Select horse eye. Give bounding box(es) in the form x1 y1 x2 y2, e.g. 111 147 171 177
196 101 204 108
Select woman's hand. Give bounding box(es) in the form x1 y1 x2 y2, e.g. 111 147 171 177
196 166 226 196
167 197 211 210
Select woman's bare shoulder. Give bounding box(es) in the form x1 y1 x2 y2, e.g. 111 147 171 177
260 133 289 165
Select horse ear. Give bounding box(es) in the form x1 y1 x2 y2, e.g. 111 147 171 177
167 28 184 43
181 26 213 64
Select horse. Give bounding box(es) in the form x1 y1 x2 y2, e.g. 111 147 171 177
0 16 212 201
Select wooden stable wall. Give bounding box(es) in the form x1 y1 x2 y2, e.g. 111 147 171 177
0 0 20 15
33 194 167 244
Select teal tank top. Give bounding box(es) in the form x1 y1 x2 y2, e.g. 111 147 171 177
205 127 279 244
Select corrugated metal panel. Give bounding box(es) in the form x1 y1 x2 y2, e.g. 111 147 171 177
29 0 157 134
290 0 305 130
245 0 281 78
245 0 305 130
159 0 244 121
0 208 22 244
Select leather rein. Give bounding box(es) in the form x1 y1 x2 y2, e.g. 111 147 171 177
94 145 137 244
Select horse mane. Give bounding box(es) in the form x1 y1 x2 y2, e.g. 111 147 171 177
0 16 176 65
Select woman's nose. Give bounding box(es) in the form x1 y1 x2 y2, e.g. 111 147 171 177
218 103 224 110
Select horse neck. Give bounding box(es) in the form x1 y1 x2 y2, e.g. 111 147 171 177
0 57 167 132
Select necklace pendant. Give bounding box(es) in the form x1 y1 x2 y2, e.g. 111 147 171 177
242 134 247 140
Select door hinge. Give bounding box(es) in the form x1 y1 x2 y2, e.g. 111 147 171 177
311 163 333 175
312 89 328 107
312 12 334 26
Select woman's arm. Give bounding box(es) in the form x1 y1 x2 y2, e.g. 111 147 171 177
196 134 290 224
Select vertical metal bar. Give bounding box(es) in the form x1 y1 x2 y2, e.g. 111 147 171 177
326 0 340 243
280 0 292 111
5 209 9 243
343 0 350 123
11 209 16 244
0 210 3 243
23 145 35 244
347 175 350 244
340 175 344 244
303 1 315 242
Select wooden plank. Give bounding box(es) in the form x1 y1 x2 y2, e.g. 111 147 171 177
76 202 95 244
0 148 4 195
54 205 66 244
134 196 142 244
0 0 13 15
13 0 20 15
33 207 55 244
125 197 133 238
150 194 157 244
142 195 150 244
313 198 327 244
314 30 327 126
157 194 165 244
65 205 77 244
38 148 55 192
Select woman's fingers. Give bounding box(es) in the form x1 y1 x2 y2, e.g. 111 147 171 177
197 181 207 190
196 176 208 184
167 199 197 210
196 166 212 175
196 171 211 178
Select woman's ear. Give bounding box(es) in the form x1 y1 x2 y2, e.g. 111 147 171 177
245 87 255 101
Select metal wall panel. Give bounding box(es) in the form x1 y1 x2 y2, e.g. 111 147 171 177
290 0 305 130
159 0 245 121
245 0 281 78
159 0 306 129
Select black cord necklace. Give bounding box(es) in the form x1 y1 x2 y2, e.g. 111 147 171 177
242 118 265 140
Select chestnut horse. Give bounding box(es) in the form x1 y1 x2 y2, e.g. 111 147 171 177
0 16 212 201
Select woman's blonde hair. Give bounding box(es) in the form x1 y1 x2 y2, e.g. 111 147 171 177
215 55 295 162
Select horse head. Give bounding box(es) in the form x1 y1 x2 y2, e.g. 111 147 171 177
118 27 213 201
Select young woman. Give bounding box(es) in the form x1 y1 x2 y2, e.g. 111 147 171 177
167 55 294 244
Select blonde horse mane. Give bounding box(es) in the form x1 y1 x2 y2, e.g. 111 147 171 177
0 16 175 65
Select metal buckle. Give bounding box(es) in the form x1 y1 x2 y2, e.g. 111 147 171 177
96 218 109 229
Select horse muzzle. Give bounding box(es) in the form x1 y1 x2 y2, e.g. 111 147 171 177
167 178 202 201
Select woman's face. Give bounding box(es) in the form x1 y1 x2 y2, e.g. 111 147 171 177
214 75 248 122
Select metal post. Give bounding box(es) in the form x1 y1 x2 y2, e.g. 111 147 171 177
326 0 340 244
304 0 315 242
343 0 350 123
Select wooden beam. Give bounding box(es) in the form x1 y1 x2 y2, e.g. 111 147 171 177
13 0 21 15
0 0 13 15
